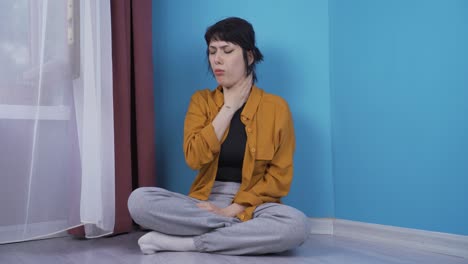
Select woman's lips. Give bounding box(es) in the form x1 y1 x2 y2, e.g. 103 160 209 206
214 69 224 76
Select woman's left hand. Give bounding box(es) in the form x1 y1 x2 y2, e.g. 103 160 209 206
196 202 246 218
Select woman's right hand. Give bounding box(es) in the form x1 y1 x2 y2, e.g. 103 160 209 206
222 74 253 111
211 74 253 141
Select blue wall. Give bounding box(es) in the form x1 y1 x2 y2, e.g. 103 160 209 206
330 0 468 235
152 0 334 217
152 0 468 235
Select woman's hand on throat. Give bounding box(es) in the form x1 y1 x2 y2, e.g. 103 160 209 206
223 75 253 112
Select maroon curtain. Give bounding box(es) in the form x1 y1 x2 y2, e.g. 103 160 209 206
112 0 156 234
70 0 156 236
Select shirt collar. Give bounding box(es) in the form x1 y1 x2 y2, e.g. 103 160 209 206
241 85 262 122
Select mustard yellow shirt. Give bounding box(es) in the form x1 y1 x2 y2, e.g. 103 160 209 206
183 85 295 221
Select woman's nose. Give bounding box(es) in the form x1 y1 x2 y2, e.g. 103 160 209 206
214 52 222 64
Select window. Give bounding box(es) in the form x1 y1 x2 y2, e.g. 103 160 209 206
0 0 78 120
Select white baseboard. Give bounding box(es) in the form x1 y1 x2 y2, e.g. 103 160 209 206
333 219 468 259
309 218 334 235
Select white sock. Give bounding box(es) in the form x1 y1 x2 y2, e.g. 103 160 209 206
138 231 196 254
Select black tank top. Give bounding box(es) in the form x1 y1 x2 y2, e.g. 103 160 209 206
215 105 246 183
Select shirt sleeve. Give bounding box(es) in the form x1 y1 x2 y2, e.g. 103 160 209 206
183 91 221 170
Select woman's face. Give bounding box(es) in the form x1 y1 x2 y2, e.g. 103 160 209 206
208 40 251 89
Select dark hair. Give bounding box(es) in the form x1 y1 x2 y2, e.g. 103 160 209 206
204 17 264 83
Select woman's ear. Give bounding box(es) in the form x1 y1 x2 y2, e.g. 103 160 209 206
247 50 254 66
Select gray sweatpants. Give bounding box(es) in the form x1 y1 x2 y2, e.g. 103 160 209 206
127 181 309 255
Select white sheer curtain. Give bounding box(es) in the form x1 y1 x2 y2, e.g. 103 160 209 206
0 0 114 243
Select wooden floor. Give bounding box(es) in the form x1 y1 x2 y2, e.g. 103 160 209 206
1 231 466 264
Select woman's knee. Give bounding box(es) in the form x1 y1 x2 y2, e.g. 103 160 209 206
291 210 310 244
127 187 164 221
276 206 310 246
128 187 148 220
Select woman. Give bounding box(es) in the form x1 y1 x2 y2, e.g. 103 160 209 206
128 17 309 255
